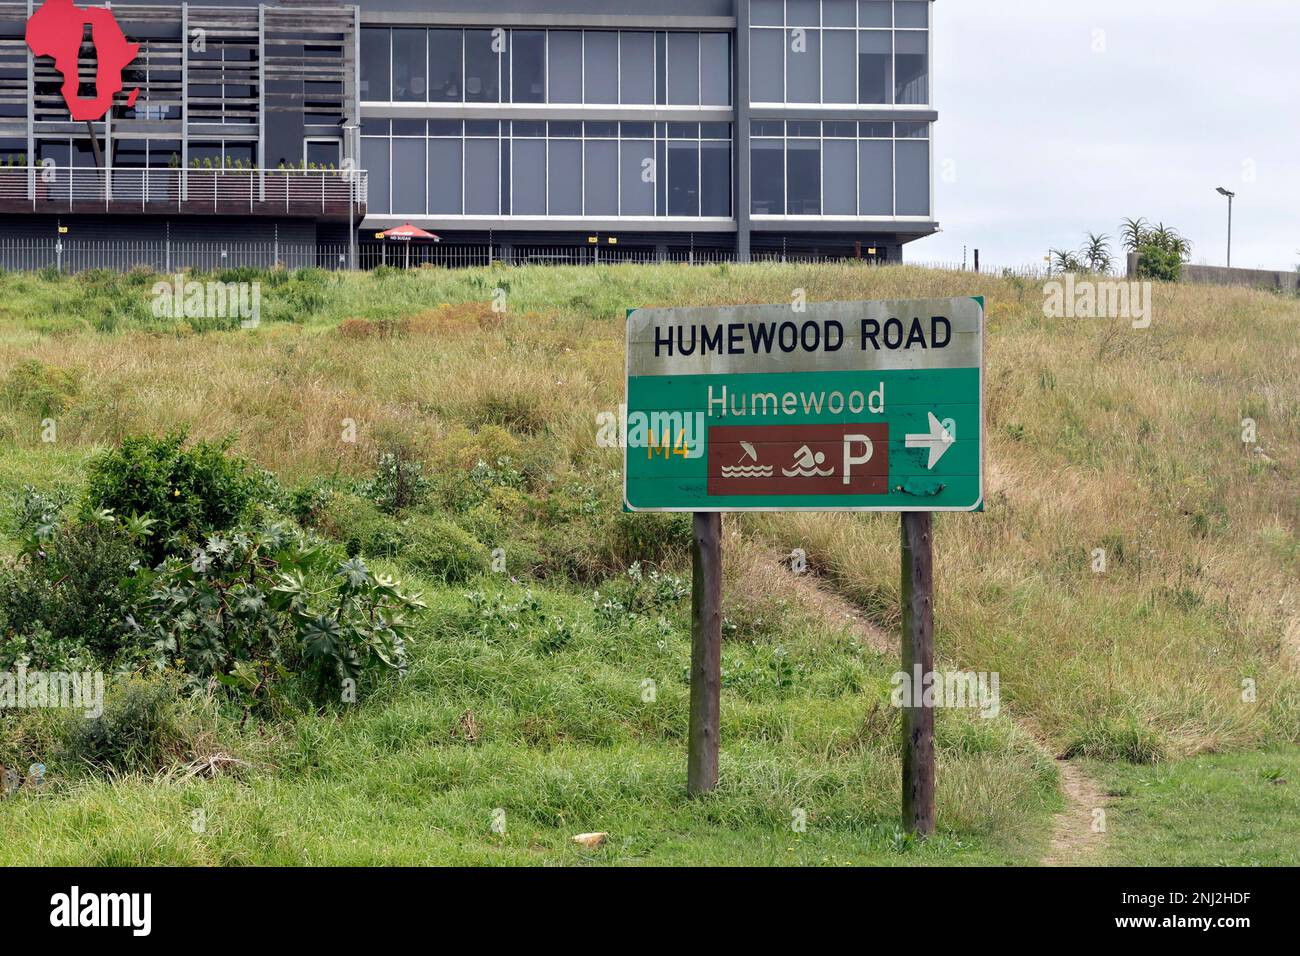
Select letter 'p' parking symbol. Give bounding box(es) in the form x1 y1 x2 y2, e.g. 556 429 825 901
842 435 874 485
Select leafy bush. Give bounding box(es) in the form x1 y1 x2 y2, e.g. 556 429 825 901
607 511 693 567
314 492 405 559
60 677 182 774
84 432 256 562
1136 244 1182 282
140 523 423 701
402 515 491 583
593 561 688 624
357 447 429 515
0 515 148 667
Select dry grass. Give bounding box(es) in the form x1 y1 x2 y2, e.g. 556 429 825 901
1 262 1297 763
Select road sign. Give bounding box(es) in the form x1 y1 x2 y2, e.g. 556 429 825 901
624 297 984 512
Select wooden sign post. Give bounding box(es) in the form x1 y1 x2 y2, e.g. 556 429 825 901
687 512 722 796
624 298 984 826
900 511 936 835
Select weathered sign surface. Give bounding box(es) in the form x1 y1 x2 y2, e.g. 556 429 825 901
624 297 984 512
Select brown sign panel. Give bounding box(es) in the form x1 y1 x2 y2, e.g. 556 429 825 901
707 424 889 497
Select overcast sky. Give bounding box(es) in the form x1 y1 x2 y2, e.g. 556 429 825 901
923 0 1299 271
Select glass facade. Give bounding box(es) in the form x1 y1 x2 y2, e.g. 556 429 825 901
749 120 930 217
362 119 732 218
361 28 732 106
749 0 929 105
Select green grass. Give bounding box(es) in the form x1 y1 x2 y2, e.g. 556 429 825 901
1095 750 1300 866
1 262 1297 866
0 581 1059 866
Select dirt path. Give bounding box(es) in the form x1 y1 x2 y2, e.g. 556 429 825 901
761 550 1108 866
1042 759 1109 866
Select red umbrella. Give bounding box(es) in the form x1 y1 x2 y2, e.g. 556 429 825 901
377 223 440 267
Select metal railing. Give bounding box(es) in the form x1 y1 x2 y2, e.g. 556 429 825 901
0 237 1053 276
0 167 366 216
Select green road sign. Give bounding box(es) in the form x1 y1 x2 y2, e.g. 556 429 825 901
624 297 985 512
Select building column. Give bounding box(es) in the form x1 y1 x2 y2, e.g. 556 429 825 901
734 0 751 263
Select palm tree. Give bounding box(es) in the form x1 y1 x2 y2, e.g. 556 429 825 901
1050 248 1085 274
1119 218 1149 253
1149 223 1192 262
1081 232 1114 274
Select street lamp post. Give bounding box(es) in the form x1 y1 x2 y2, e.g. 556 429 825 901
1216 186 1235 268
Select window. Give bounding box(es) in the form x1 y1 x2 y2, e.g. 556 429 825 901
511 30 545 103
750 28 784 102
822 29 856 103
700 139 731 216
464 136 499 213
392 136 426 211
585 139 619 215
360 28 390 101
824 0 856 28
429 29 463 102
747 120 929 218
858 138 892 214
620 32 654 105
895 139 929 214
667 33 700 105
859 1 892 27
305 140 341 168
858 31 892 104
787 138 820 214
465 29 500 103
584 32 618 104
823 138 856 214
548 31 583 102
751 138 784 214
548 139 582 214
895 31 928 104
361 123 731 219
667 140 699 216
361 137 389 213
428 137 462 213
752 0 784 26
700 34 730 105
895 1 929 28
511 137 545 214
621 139 656 215
786 28 820 103
392 29 426 102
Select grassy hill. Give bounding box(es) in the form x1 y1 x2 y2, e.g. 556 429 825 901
0 263 1296 865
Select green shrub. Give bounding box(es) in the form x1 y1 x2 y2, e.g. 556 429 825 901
60 677 182 774
0 519 146 667
402 514 491 583
357 447 429 515
141 523 423 701
1135 244 1182 282
316 492 405 559
607 511 693 567
83 432 255 563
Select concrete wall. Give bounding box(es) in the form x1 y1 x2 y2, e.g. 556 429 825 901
1126 252 1299 294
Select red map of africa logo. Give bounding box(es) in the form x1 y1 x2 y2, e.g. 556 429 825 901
26 0 139 122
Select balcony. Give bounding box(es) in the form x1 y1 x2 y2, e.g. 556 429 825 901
0 167 367 220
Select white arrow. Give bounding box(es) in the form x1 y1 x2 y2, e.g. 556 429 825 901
905 412 955 470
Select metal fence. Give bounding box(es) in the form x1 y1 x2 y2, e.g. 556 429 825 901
0 167 365 216
0 237 1052 276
